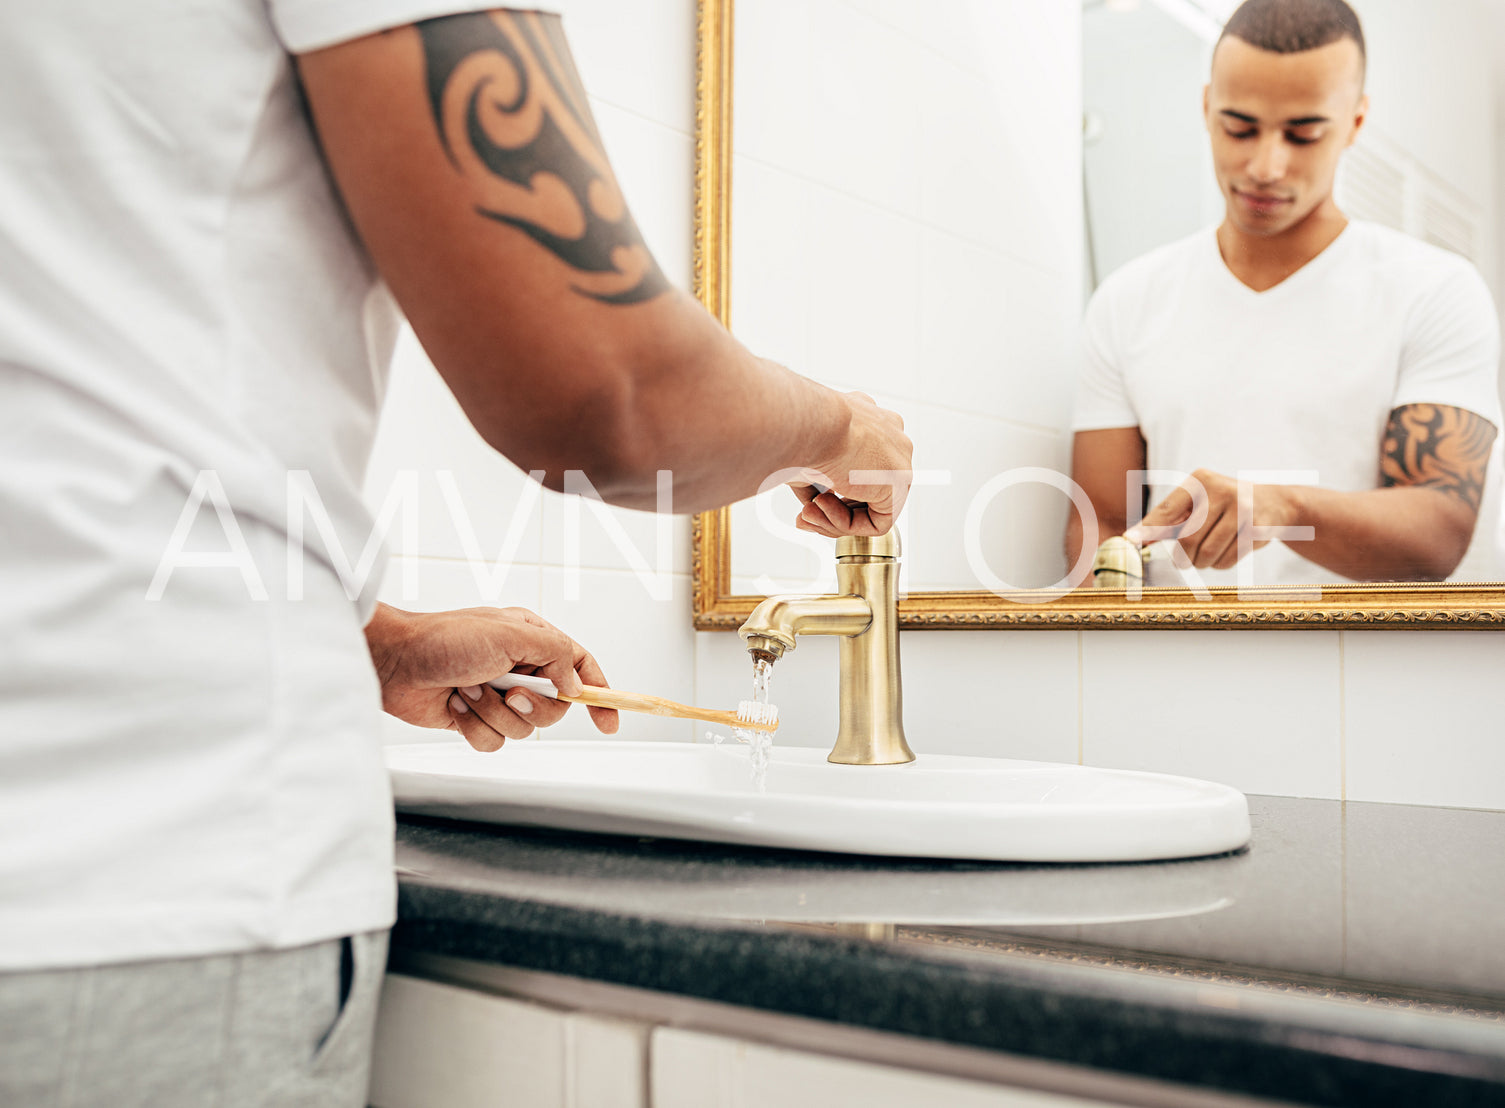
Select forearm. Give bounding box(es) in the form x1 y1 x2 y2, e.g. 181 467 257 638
548 295 852 513
1271 484 1477 581
428 287 852 513
1065 502 1127 572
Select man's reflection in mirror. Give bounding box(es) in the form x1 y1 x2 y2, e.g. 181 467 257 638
1066 0 1501 587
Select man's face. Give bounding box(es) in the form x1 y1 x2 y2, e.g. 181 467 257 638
1204 36 1367 238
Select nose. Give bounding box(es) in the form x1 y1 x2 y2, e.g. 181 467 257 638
1247 133 1288 185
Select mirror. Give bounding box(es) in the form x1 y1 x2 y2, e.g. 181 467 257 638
691 0 1505 630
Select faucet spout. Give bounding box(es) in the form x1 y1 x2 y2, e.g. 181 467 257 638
736 533 914 766
738 595 872 660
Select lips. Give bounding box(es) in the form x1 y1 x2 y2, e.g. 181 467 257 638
1233 189 1292 215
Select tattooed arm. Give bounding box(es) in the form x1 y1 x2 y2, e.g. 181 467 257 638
1065 427 1146 572
295 11 910 530
1131 404 1497 580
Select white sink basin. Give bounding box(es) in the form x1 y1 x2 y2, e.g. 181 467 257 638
386 740 1251 863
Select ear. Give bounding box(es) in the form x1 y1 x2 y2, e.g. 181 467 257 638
1347 93 1370 147
1202 83 1212 128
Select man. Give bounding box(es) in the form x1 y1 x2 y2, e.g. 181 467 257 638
0 5 911 1104
1067 0 1500 588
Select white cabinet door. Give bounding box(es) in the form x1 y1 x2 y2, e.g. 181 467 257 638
369 973 649 1108
650 1028 1131 1108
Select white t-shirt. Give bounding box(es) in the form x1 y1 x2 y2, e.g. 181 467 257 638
0 1 499 971
1074 220 1503 588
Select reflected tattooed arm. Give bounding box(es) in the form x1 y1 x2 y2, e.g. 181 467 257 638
296 11 910 526
1066 427 1146 577
1127 404 1496 581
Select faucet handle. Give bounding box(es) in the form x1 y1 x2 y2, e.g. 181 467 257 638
836 531 901 561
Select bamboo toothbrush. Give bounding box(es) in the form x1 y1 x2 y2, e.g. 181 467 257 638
487 673 779 732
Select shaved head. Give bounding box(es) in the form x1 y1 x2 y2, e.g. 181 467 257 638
1218 0 1366 85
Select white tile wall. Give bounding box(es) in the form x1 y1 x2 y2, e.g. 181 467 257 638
539 483 693 577
539 568 697 743
900 631 1080 762
1080 631 1344 799
365 332 545 566
895 399 1071 592
593 102 695 290
803 189 924 399
553 0 696 135
1342 632 1505 810
727 156 815 371
919 231 1079 430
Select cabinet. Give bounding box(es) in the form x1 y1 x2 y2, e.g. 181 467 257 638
368 974 650 1108
650 1028 1128 1108
369 973 1136 1108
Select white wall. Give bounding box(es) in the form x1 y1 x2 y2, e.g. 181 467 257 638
369 0 1505 813
725 0 1083 594
1083 0 1224 285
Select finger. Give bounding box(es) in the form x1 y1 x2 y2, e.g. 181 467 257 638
519 632 621 735
794 514 843 538
458 684 545 741
838 501 886 536
1127 487 1194 543
805 490 853 530
1212 522 1263 570
570 647 619 735
797 506 845 536
1190 506 1240 569
448 691 509 752
789 483 822 507
481 619 581 691
495 685 569 728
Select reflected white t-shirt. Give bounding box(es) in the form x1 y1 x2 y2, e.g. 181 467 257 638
0 1 496 971
1073 221 1503 588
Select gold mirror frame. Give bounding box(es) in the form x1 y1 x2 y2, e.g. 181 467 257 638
689 0 1505 631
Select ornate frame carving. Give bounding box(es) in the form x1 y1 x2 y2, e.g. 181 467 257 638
689 0 1505 630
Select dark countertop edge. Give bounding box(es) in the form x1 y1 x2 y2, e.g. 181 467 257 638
393 881 1505 1108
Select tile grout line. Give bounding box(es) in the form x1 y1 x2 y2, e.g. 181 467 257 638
732 148 1073 281
1076 630 1085 765
1338 631 1347 802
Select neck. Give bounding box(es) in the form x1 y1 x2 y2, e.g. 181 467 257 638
1217 198 1349 292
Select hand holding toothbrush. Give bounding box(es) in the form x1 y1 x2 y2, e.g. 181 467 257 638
364 603 619 750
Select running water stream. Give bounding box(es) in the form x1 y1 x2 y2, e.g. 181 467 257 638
730 656 775 791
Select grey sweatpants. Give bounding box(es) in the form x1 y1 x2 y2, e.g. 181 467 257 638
0 930 388 1108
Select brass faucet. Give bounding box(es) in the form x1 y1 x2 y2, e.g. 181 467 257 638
1091 535 1150 590
738 532 914 765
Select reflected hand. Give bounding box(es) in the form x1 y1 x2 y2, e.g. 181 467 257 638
790 392 913 537
1125 468 1294 571
365 603 618 750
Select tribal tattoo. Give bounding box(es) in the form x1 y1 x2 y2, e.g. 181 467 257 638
416 11 669 304
1380 403 1497 511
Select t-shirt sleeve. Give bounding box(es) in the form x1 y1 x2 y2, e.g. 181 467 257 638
269 1 555 54
1391 260 1504 428
1071 282 1140 432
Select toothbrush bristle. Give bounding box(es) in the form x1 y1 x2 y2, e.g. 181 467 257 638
736 700 778 729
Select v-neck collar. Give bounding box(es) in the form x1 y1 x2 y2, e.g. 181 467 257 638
1212 221 1355 297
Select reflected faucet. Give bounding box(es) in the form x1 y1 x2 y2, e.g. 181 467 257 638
738 532 914 765
1091 535 1150 590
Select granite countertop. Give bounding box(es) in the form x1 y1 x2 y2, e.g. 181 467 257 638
391 794 1505 1107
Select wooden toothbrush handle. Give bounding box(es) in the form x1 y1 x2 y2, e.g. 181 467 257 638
561 685 778 732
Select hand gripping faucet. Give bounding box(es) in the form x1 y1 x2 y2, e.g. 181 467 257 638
737 532 914 765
